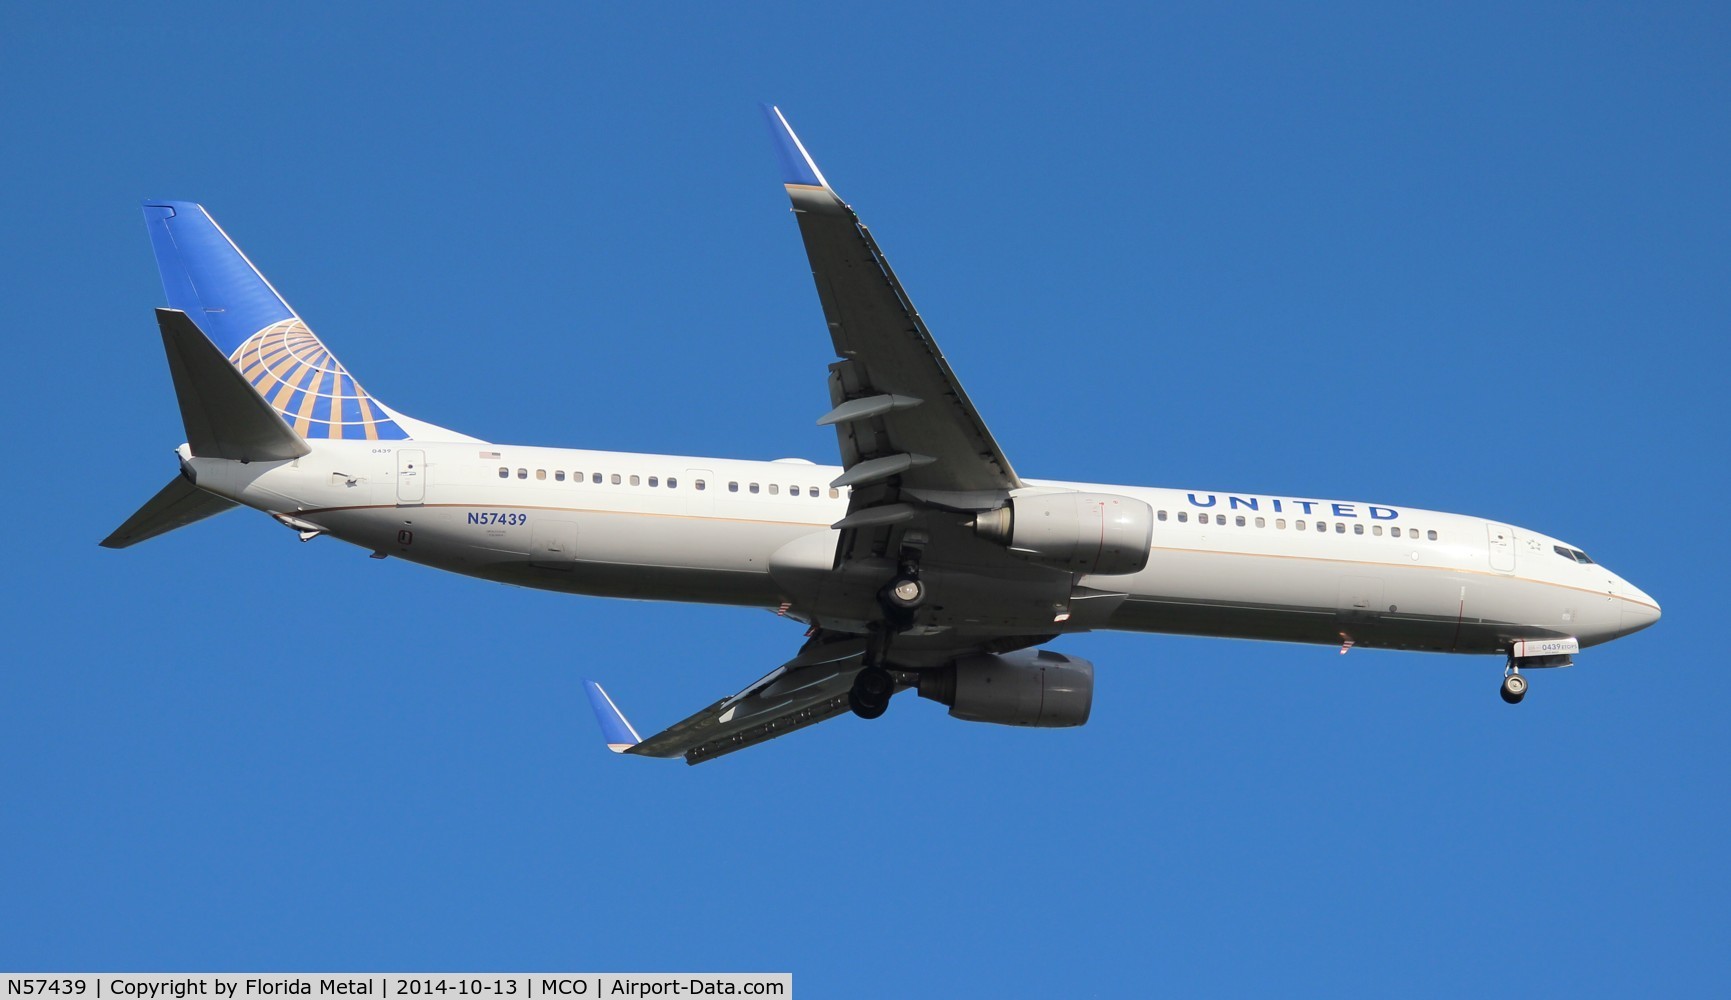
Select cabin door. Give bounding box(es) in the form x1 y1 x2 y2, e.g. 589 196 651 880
396 449 425 504
1486 523 1516 573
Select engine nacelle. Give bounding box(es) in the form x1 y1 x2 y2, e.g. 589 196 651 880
972 491 1154 576
917 649 1094 728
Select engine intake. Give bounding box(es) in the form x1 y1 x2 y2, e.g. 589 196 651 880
917 649 1094 728
973 491 1154 575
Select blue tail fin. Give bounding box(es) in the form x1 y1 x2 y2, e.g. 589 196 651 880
142 201 417 442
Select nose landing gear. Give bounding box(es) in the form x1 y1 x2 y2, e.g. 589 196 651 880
1499 638 1577 704
1500 669 1528 705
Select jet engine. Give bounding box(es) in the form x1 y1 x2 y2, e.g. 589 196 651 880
917 648 1094 727
972 491 1154 576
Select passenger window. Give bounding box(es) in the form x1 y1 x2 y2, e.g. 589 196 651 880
1177 512 1189 523
1235 515 1246 527
790 485 800 496
668 477 678 489
592 473 602 484
1372 525 1382 536
694 479 704 491
1354 524 1363 535
729 481 739 492
555 471 566 482
1296 520 1305 530
1157 510 1168 521
648 476 659 487
750 483 760 494
829 488 840 499
1255 517 1265 528
536 469 546 481
517 468 527 479
1335 523 1345 533
1391 526 1402 538
1427 530 1438 541
769 484 779 495
498 467 508 479
629 475 640 486
611 474 621 485
1276 518 1286 529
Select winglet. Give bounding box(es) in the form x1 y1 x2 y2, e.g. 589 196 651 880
760 103 830 189
583 680 643 754
761 104 850 216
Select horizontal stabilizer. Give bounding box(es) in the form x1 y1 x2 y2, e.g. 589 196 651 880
158 308 310 462
100 475 237 548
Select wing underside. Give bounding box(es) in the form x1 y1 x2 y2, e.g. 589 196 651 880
588 634 884 765
587 107 1081 764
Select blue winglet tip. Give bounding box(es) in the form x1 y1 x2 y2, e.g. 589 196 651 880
759 103 828 189
583 680 642 754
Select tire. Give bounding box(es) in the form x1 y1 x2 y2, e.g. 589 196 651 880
850 666 895 719
849 689 889 720
1500 673 1527 704
883 576 924 611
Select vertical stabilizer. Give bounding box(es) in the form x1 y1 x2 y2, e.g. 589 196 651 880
141 202 472 442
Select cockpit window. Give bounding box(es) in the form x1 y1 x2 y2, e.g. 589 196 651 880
1572 548 1594 565
1554 545 1597 565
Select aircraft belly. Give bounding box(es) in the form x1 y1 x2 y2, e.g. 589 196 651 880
1108 550 1556 654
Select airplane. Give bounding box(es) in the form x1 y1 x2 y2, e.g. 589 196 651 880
105 105 1660 764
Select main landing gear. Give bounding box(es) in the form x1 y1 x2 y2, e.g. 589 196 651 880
883 575 925 611
1500 666 1528 705
852 555 926 720
878 561 926 630
849 664 895 720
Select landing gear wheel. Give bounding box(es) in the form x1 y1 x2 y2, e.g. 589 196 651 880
883 576 925 611
1500 672 1528 705
849 665 895 720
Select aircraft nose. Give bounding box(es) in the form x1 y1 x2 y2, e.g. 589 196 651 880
1619 587 1661 636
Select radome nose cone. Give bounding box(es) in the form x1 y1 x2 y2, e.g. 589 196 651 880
1620 591 1661 635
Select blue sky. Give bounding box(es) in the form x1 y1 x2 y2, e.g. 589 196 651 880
3 2 1726 994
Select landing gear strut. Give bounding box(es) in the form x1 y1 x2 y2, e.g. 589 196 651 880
856 549 925 718
1500 667 1527 705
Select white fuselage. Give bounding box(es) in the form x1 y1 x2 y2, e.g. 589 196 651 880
183 440 1660 657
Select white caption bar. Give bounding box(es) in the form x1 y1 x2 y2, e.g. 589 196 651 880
3 976 790 1000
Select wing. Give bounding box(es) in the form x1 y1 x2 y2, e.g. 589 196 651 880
764 106 1074 610
763 105 1020 498
582 108 1087 766
584 633 889 765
